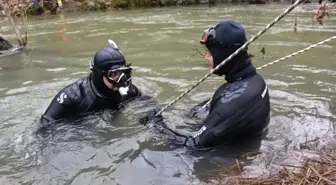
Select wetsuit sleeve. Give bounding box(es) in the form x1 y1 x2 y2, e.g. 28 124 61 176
0 38 13 50
144 109 191 146
40 90 75 125
146 108 222 150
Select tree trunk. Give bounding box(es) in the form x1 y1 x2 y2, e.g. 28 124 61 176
0 1 26 47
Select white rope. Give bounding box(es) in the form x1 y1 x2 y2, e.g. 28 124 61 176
156 0 307 116
200 35 336 109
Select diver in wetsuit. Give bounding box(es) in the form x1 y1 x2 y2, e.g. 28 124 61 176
40 42 141 125
143 20 271 150
0 33 14 51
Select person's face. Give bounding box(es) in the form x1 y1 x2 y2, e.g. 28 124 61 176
103 76 119 91
204 51 214 72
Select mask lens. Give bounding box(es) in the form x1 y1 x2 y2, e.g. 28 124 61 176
107 71 121 81
200 29 210 44
107 67 132 85
107 70 122 81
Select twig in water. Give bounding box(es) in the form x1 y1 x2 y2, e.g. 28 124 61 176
248 53 255 58
280 164 304 169
236 159 241 174
27 46 35 58
192 43 206 57
315 3 329 25
294 17 298 34
260 46 266 59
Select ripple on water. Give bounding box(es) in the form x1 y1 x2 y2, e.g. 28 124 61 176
46 68 67 72
163 67 208 72
22 81 33 85
161 26 196 30
316 81 336 93
265 79 306 87
84 32 109 37
5 87 27 95
291 66 336 76
143 76 190 88
0 88 8 92
255 41 334 48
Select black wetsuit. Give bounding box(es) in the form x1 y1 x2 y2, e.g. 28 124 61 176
0 37 13 51
40 73 141 125
146 61 270 150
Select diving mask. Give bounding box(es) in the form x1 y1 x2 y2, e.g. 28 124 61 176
105 66 132 96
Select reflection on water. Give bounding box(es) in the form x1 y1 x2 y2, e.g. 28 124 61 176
0 3 335 185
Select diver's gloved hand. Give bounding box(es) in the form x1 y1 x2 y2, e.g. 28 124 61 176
147 108 163 124
189 99 211 119
140 108 163 126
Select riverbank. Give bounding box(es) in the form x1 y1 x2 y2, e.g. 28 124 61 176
238 151 335 184
26 0 249 15
218 142 336 184
25 0 328 16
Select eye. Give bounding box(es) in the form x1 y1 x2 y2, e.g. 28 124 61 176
108 71 121 81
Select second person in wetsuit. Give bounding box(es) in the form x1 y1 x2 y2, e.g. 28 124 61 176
40 41 141 125
0 33 14 51
143 20 271 150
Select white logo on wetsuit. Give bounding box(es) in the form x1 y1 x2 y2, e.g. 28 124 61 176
57 92 67 104
193 126 206 138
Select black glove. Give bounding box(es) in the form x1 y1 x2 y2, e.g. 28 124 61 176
140 108 163 125
189 99 210 119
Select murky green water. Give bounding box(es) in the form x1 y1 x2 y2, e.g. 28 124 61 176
0 3 335 185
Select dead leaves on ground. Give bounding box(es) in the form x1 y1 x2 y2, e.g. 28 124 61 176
293 3 330 34
314 3 329 25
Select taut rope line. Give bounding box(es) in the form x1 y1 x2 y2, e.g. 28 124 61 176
156 0 307 116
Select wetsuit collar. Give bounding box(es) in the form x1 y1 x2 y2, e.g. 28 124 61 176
224 59 256 83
